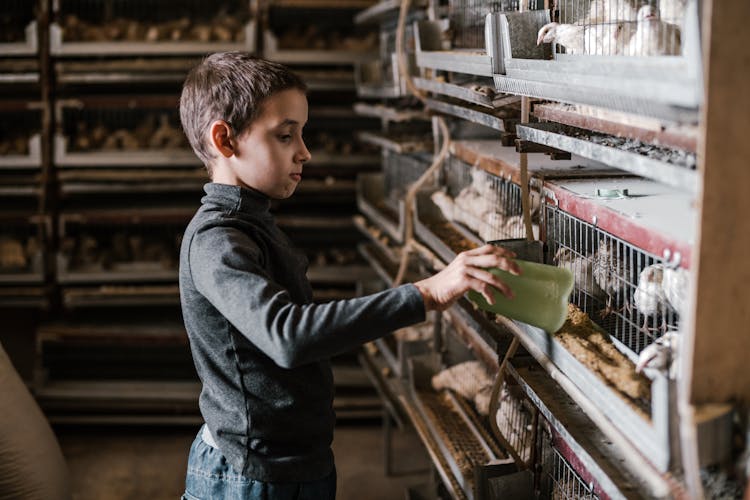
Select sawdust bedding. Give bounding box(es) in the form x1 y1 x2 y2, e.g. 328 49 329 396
553 304 651 419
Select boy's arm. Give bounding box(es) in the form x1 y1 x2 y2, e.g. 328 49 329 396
189 224 426 369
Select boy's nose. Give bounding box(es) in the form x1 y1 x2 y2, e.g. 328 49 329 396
297 140 312 164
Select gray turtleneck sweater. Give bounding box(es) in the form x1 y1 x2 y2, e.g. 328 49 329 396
179 183 426 482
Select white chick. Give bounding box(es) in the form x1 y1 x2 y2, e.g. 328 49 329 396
635 331 679 375
430 190 456 222
537 21 636 55
555 247 606 300
662 266 689 316
633 263 670 332
623 5 682 57
592 238 632 317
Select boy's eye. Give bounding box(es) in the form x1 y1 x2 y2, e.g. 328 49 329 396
279 134 292 142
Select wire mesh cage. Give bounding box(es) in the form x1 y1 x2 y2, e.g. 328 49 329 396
545 205 681 356
268 6 376 52
449 0 521 49
0 0 37 44
0 220 44 279
382 150 430 208
0 110 42 167
61 106 188 153
537 421 599 500
58 217 183 282
437 154 538 242
553 0 684 57
55 0 252 43
495 374 537 466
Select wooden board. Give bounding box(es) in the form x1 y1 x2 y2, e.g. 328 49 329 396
688 1 750 404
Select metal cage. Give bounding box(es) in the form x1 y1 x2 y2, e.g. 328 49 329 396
382 150 431 208
545 205 680 356
0 0 36 45
538 425 599 500
0 220 45 280
61 106 187 153
449 0 521 49
555 0 685 57
55 0 251 36
440 154 536 242
57 215 184 284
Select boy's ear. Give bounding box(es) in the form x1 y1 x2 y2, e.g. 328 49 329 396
209 120 235 158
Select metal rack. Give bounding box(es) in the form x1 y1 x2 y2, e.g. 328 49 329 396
50 0 257 56
56 208 190 285
493 1 702 122
0 0 39 56
264 3 377 64
54 97 199 168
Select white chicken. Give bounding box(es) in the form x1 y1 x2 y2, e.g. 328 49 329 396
537 0 639 55
623 5 682 56
633 263 670 332
430 190 456 222
554 247 606 300
635 331 679 376
662 266 690 316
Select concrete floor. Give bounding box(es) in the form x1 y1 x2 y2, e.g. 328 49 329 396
56 421 430 500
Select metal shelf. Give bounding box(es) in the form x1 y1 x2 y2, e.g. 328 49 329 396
424 98 512 132
353 102 429 123
54 135 200 168
0 21 38 56
0 134 42 169
357 130 433 154
263 30 377 65
49 21 256 57
356 172 405 244
414 77 502 109
533 103 699 154
517 123 699 194
449 140 625 185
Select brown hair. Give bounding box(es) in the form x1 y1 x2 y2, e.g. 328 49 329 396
180 52 307 175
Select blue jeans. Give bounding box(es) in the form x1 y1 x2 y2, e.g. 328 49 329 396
182 427 337 500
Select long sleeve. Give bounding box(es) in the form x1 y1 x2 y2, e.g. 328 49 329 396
188 223 425 369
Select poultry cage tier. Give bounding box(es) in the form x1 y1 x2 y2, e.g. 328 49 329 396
266 5 378 54
382 150 432 207
55 99 199 168
448 0 521 49
432 154 537 243
57 213 187 285
0 0 37 45
545 206 683 357
550 0 685 57
0 218 46 283
53 0 254 46
536 419 600 500
0 108 42 170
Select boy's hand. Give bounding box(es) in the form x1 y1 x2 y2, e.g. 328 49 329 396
414 244 521 312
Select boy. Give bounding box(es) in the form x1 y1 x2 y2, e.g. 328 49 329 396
178 52 519 499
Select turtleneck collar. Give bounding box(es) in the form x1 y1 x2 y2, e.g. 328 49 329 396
202 182 272 216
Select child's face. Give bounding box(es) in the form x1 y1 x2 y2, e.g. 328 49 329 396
227 89 311 199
